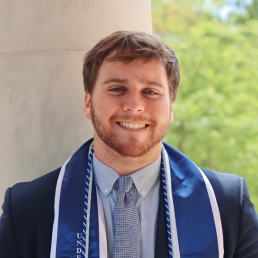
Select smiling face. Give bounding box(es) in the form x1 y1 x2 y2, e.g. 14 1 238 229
84 58 174 158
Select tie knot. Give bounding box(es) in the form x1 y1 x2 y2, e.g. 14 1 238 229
117 176 133 193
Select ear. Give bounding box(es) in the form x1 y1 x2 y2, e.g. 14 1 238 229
84 91 92 120
169 104 174 124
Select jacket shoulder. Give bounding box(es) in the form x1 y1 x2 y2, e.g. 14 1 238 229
201 168 242 199
9 168 61 257
11 167 61 204
10 167 61 229
202 168 258 258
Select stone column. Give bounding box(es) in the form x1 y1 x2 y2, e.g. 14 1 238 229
0 0 152 201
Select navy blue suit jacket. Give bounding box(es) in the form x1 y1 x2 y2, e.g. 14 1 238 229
0 168 258 257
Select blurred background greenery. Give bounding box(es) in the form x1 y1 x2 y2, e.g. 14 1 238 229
152 0 258 210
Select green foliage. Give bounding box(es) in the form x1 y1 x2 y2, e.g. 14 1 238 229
246 0 258 19
152 0 258 209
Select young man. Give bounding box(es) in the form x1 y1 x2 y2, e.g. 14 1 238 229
0 31 258 258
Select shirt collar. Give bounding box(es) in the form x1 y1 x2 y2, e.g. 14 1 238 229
130 155 161 197
93 154 161 198
93 155 119 195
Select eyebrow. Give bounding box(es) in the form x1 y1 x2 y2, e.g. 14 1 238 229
102 78 128 85
140 79 164 88
102 78 164 88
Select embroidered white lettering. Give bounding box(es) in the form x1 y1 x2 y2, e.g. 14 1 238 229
77 248 82 253
77 233 82 239
77 240 82 246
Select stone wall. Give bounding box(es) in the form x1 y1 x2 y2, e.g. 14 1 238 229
0 0 152 202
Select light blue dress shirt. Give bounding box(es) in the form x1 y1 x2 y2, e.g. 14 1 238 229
93 154 161 258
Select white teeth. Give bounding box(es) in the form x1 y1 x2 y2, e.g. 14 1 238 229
119 122 146 129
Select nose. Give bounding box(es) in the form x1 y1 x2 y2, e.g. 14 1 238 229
122 93 145 113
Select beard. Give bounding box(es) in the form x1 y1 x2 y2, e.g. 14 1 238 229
91 105 171 158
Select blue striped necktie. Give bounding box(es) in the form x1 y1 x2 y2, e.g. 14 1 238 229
113 176 141 258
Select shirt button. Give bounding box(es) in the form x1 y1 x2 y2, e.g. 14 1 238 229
104 188 109 193
141 190 146 195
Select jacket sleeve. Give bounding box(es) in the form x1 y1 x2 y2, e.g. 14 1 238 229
234 178 258 258
0 188 22 258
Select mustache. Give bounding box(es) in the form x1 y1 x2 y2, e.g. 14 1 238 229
110 114 156 124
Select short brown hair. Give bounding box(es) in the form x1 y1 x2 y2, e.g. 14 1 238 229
83 31 180 101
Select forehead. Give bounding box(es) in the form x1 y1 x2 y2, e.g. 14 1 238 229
97 58 167 80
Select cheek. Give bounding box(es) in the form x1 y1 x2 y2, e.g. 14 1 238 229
99 99 120 114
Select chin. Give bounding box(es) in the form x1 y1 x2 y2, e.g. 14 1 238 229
106 138 159 158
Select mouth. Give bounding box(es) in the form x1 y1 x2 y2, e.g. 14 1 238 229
117 122 148 130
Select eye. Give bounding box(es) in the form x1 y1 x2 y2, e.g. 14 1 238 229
143 89 158 95
108 87 126 94
110 87 123 91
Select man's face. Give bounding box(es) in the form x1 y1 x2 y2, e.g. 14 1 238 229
84 58 174 157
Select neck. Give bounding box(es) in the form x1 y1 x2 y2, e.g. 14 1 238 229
93 138 162 176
